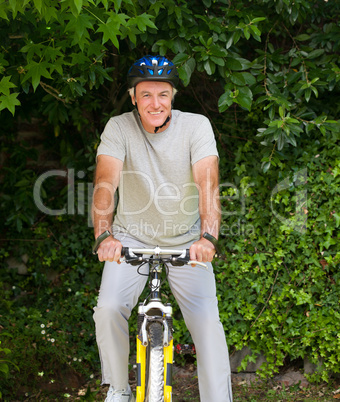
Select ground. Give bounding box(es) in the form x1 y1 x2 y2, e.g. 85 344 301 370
23 363 340 401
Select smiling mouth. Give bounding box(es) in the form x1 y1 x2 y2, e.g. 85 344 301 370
149 111 162 115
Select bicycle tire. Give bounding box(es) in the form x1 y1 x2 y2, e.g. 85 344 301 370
145 322 164 402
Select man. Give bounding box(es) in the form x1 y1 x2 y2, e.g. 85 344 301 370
92 55 233 402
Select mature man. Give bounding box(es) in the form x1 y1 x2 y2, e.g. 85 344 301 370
92 55 233 402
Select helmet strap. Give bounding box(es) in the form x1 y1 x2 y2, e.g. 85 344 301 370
154 115 171 133
134 101 172 134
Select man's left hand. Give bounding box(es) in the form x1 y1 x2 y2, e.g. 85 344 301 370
189 237 216 265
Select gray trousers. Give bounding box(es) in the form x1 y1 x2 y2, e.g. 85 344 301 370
93 235 233 402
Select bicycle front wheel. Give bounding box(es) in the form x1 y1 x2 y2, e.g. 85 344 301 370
145 322 164 402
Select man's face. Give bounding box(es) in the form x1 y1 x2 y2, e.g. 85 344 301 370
132 81 173 133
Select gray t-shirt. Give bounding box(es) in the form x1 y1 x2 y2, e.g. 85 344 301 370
97 109 218 246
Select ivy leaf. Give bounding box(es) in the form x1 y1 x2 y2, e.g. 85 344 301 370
0 93 21 115
323 235 336 250
254 253 267 265
333 213 340 228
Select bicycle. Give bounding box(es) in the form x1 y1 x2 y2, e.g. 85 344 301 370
93 234 208 402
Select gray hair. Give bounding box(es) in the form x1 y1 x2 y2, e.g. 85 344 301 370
128 87 178 99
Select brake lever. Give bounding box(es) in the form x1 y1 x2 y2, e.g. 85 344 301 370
188 260 208 269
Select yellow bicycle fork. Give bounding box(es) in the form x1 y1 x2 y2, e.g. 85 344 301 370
136 336 173 402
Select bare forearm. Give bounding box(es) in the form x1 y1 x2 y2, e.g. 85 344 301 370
199 183 221 239
193 156 221 240
92 183 116 238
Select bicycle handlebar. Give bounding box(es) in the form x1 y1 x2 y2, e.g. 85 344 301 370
92 232 208 268
121 246 208 269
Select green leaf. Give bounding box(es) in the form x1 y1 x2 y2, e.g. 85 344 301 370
243 26 250 40
97 20 120 48
0 3 10 20
0 364 9 375
323 234 336 249
295 34 310 41
242 72 256 86
136 13 157 32
307 49 325 59
22 61 52 91
178 57 196 86
218 91 234 112
235 87 253 111
73 0 83 13
204 59 215 75
226 35 233 49
65 13 94 47
173 53 189 65
33 0 42 13
251 17 266 23
225 57 243 71
230 72 246 86
0 76 16 96
210 56 225 67
249 24 261 36
0 93 21 115
333 213 340 228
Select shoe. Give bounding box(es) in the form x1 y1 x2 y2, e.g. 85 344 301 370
105 385 135 402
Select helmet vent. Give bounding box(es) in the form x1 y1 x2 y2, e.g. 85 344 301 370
127 55 179 88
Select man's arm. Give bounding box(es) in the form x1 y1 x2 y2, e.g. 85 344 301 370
92 155 123 262
190 155 221 263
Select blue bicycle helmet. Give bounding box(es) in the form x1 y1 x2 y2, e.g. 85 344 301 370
127 55 179 88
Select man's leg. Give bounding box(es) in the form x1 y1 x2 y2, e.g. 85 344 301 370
93 237 148 389
168 262 233 402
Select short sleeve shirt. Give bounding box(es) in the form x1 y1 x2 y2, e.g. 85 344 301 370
97 109 218 246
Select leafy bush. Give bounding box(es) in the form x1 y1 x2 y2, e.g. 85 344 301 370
215 128 340 381
0 215 102 399
2 125 339 398
1 0 340 398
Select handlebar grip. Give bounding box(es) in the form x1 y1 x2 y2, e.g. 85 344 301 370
121 247 129 257
92 230 112 254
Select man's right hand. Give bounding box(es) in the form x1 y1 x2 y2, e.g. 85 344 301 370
96 236 123 263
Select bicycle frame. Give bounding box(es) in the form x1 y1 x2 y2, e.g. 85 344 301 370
135 256 173 402
119 246 207 402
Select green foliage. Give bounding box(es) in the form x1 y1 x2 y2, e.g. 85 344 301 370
215 126 340 381
0 339 19 399
0 216 101 399
0 0 340 398
0 0 339 166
